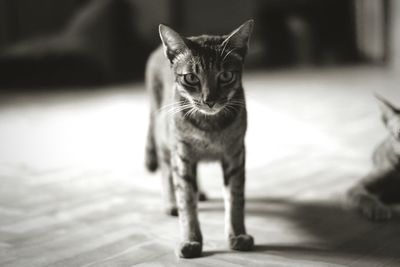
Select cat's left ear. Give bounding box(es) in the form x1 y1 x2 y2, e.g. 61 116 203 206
159 24 189 63
221 19 254 59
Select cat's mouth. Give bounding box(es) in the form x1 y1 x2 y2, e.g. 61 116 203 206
185 98 226 116
196 101 224 115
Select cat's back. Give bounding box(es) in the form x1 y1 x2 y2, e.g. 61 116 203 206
146 46 167 72
145 45 175 110
145 46 172 90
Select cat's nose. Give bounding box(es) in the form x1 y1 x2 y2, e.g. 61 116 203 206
205 101 215 108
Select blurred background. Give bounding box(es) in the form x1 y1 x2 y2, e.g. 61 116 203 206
2 1 400 266
0 0 397 87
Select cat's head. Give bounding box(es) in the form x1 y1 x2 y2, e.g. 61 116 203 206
376 94 400 139
158 20 254 115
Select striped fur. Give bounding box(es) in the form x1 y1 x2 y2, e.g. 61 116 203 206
145 20 254 258
347 95 400 221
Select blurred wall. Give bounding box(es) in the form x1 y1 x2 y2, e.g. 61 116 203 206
0 0 84 45
0 0 171 49
128 0 170 45
0 0 7 49
391 0 400 70
0 0 392 88
179 0 256 35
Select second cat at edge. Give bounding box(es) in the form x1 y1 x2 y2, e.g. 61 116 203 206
348 95 400 221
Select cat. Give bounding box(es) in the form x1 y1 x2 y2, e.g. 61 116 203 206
347 95 400 221
144 20 254 258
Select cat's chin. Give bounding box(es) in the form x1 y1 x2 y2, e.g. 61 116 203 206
198 108 222 116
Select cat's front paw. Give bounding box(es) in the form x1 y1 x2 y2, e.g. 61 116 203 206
360 199 392 221
229 234 254 251
176 241 202 258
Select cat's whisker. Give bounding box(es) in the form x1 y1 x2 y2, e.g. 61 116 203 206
183 108 190 119
229 102 245 108
161 106 183 116
165 104 193 117
225 105 236 115
190 107 197 117
229 100 246 107
187 106 198 119
226 103 241 114
232 102 244 109
220 104 231 114
159 103 188 116
155 101 186 114
157 101 184 110
229 103 245 107
170 105 193 117
184 108 192 119
183 107 194 119
221 99 246 114
221 105 229 116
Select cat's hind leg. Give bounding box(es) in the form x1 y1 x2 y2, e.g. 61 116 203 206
159 148 178 216
194 167 207 202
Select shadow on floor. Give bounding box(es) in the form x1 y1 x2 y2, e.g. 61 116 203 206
200 197 400 262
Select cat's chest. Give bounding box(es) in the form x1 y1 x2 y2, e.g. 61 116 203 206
184 132 224 155
174 120 244 160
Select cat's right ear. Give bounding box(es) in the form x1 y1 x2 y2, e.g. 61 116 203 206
221 19 254 59
159 24 189 63
375 94 400 137
375 94 399 122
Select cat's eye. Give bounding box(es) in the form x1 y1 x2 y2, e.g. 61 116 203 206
218 71 235 84
183 73 200 86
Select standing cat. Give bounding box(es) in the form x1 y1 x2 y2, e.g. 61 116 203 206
348 95 400 221
145 20 254 258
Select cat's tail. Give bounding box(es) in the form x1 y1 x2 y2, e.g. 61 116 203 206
145 126 158 172
144 49 162 173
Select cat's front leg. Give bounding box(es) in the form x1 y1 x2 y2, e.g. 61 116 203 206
171 148 202 258
348 184 392 221
347 171 393 221
222 146 254 251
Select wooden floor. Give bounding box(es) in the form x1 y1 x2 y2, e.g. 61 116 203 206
1 66 400 267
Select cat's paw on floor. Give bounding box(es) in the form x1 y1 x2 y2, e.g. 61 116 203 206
145 149 158 172
198 191 208 201
165 206 178 216
176 241 202 258
229 234 254 251
359 198 392 221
